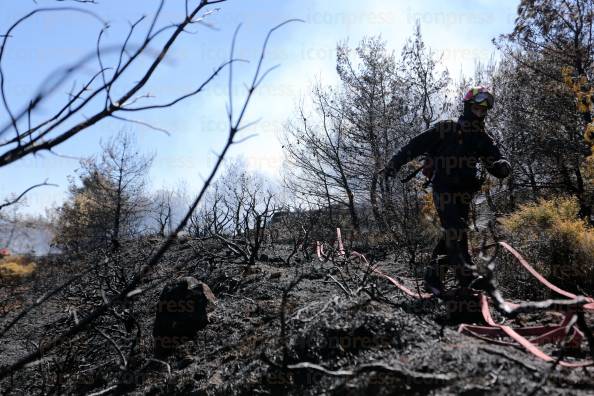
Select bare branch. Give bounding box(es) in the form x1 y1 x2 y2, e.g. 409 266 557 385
286 361 455 384
0 1 228 167
0 180 57 212
0 18 295 380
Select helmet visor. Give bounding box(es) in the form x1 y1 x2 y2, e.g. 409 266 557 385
473 91 494 109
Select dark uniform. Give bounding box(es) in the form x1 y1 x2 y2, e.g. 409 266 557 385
386 115 511 292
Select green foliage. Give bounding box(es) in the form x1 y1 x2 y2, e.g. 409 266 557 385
52 173 119 252
501 196 594 295
52 132 152 253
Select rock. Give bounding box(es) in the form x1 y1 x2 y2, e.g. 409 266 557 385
153 277 216 356
259 253 269 262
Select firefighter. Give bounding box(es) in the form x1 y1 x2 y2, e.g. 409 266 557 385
383 87 511 295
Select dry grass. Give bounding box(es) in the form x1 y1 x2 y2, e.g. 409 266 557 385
0 255 37 279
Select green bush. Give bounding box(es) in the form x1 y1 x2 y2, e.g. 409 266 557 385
500 196 594 297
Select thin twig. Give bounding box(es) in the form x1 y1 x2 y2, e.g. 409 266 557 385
327 274 352 297
0 17 298 381
286 361 455 384
0 180 57 211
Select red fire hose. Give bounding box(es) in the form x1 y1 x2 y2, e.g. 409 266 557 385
318 228 594 367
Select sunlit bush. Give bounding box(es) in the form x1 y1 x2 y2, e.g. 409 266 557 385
500 196 594 296
0 256 37 279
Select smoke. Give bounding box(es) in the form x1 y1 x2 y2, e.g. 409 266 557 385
0 220 58 256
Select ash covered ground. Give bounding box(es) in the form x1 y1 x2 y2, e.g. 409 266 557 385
1 238 593 395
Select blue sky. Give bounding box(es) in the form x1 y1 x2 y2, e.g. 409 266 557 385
0 0 519 215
